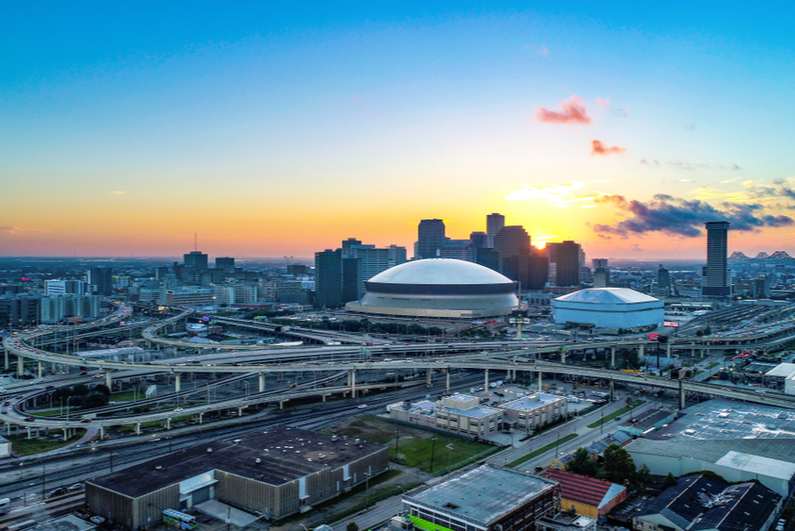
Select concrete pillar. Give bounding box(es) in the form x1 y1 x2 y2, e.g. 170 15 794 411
259 373 265 393
426 367 432 387
165 418 171 430
63 428 68 441
638 344 645 364
279 400 287 410
105 370 112 389
199 413 203 424
445 369 450 394
27 427 31 439
667 343 672 358
175 373 181 393
37 362 43 378
238 407 244 416
678 380 686 410
561 349 566 364
4 348 8 370
349 369 356 398
609 379 615 401
538 371 543 392
135 423 141 435
484 368 490 390
611 347 616 369
100 426 104 440
322 394 327 402
17 355 24 376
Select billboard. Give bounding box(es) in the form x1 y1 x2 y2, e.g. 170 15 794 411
663 321 680 328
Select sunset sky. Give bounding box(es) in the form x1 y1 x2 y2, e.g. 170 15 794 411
2 3 795 260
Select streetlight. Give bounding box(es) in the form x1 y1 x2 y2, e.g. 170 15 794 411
66 395 75 422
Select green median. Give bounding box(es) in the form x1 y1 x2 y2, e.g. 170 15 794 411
506 433 578 468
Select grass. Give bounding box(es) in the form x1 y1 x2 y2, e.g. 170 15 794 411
110 391 141 401
30 410 64 418
705 362 720 370
587 400 644 429
506 433 579 468
409 515 455 531
7 429 86 455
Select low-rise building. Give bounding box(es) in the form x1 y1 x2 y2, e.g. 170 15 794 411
632 474 781 531
541 469 626 519
85 426 388 528
0 434 12 458
617 408 675 437
434 394 503 439
499 393 568 433
403 464 560 531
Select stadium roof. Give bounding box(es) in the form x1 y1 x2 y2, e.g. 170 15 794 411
368 258 513 286
554 288 659 304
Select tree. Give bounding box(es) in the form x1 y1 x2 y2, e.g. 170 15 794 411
567 447 597 477
93 384 111 397
661 472 677 490
72 383 90 396
603 444 636 483
636 463 651 486
82 391 108 409
347 523 359 531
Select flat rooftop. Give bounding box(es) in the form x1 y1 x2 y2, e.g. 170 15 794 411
500 393 565 412
404 465 557 526
89 426 385 498
438 404 502 419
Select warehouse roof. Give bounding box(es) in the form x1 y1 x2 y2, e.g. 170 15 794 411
542 469 625 509
500 393 565 412
404 465 557 526
765 362 795 377
88 426 385 498
635 474 780 531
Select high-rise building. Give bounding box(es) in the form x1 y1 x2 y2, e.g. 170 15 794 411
592 258 609 288
315 249 343 307
184 251 208 270
486 213 505 248
415 219 446 259
341 240 407 292
655 264 671 297
547 241 581 287
215 257 235 272
0 295 39 327
703 221 731 296
342 257 362 302
753 275 770 298
503 254 549 291
475 248 500 272
88 267 113 295
155 266 170 281
45 279 86 296
493 226 530 271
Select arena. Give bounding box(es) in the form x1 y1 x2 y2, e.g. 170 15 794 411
345 258 519 319
551 287 663 329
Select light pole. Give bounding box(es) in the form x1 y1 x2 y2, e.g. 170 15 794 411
243 381 250 399
66 395 75 422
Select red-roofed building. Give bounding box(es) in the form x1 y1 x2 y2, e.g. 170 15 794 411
542 469 627 518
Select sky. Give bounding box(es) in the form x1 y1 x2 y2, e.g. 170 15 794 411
2 2 795 260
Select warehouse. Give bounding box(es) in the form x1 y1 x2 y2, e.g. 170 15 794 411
403 464 560 531
499 393 568 433
551 288 663 329
85 426 389 529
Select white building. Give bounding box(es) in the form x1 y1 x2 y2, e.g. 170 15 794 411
552 288 663 329
45 279 86 296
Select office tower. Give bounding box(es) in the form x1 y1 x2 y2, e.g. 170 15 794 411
547 241 581 287
486 213 505 248
88 267 113 295
592 258 609 288
754 275 770 298
703 221 731 296
341 239 407 290
45 279 86 296
0 295 39 327
475 248 500 272
215 257 235 272
155 266 170 281
342 257 362 302
184 251 208 270
440 239 473 261
493 226 530 271
503 254 549 291
287 264 308 276
656 264 671 297
470 231 488 249
314 249 343 307
415 219 446 259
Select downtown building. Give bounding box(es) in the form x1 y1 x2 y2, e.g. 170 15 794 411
702 221 731 296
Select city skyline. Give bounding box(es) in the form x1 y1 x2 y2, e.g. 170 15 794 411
3 3 795 259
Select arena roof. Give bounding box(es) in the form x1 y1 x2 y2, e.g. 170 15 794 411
554 288 659 305
368 259 513 286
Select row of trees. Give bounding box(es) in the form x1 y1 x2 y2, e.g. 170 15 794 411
566 443 651 486
49 383 110 409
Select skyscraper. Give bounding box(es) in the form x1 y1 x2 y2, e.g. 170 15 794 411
703 221 731 296
184 251 208 270
486 213 505 248
215 257 235 272
592 258 609 288
493 225 530 271
656 264 671 297
314 249 343 307
88 266 113 295
547 241 581 287
415 219 446 259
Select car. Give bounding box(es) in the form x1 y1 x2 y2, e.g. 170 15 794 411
89 516 106 525
80 418 92 423
25 416 34 422
357 405 368 409
614 416 622 421
92 374 103 378
3 401 9 406
49 487 68 498
173 407 184 412
68 483 84 491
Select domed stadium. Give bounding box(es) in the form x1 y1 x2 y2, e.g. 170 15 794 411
551 288 663 328
345 258 519 318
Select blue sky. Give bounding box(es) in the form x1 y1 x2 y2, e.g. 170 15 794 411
2 2 794 258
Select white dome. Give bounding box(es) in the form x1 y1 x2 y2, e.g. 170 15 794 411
368 258 513 286
554 288 659 304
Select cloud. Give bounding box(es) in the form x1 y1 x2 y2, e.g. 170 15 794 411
505 181 605 208
0 225 50 235
109 191 125 195
596 97 629 117
536 95 591 124
640 159 741 171
590 194 794 238
591 140 626 156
